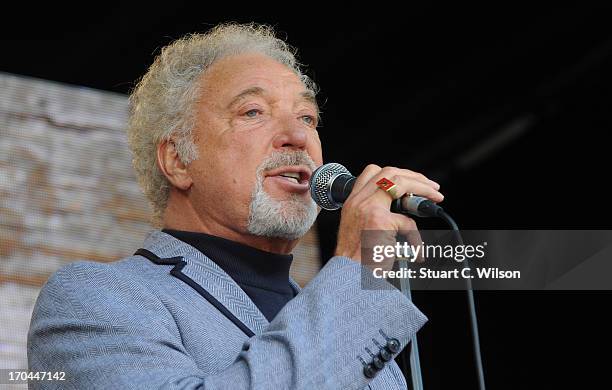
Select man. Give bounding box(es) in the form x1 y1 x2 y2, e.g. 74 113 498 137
28 23 444 389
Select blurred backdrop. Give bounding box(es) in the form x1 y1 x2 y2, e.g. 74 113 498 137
0 73 322 374
2 4 612 389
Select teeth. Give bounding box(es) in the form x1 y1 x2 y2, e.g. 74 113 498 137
279 172 301 180
278 176 299 183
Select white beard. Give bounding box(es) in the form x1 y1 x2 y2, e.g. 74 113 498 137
246 151 318 240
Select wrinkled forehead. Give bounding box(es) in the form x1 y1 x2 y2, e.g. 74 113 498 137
197 53 318 110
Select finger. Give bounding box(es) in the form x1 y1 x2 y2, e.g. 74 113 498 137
359 165 441 195
352 165 440 195
394 215 425 263
359 174 444 207
389 175 444 202
389 168 441 190
346 164 382 198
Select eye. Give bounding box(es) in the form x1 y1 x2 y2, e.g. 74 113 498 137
301 115 317 126
244 109 262 118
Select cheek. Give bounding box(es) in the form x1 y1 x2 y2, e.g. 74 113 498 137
309 134 324 165
185 158 209 183
221 151 261 190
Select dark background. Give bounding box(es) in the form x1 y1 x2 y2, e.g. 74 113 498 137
3 4 611 389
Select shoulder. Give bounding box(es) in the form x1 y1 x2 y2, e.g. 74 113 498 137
43 256 149 294
34 255 173 321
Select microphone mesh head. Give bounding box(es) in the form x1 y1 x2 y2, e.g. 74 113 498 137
309 163 351 210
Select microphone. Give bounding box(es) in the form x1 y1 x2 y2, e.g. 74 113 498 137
309 163 444 217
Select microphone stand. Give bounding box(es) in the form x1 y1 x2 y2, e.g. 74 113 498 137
438 210 487 390
395 207 487 390
398 259 424 390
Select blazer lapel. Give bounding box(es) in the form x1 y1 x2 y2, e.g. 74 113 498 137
141 230 270 336
289 278 301 295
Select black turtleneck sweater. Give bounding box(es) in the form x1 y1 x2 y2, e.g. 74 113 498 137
162 229 297 322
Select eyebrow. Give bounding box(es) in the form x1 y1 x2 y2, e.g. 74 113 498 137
226 86 319 112
299 90 319 111
300 90 321 122
226 86 265 109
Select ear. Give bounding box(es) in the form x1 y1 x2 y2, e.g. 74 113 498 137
156 139 193 191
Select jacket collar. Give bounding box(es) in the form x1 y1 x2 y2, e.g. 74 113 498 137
141 230 301 336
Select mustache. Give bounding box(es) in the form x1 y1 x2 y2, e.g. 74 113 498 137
257 150 317 174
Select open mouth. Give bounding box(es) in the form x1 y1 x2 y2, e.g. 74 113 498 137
265 166 312 185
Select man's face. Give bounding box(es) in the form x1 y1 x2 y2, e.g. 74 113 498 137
185 53 323 241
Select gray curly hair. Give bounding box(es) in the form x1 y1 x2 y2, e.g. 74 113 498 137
127 23 318 227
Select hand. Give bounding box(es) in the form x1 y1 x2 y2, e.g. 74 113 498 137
334 164 443 267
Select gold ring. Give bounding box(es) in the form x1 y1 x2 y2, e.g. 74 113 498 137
387 184 400 199
376 177 400 199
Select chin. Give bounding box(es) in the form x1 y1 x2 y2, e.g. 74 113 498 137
247 196 317 240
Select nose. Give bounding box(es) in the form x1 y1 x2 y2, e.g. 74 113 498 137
272 118 308 150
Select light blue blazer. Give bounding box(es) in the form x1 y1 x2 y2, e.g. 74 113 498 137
28 230 427 389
